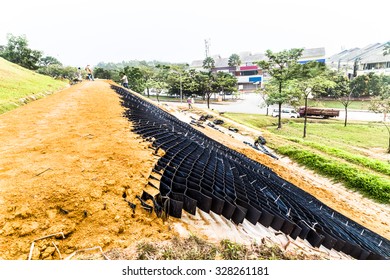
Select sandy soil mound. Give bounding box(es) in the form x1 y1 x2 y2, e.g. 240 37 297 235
0 81 174 260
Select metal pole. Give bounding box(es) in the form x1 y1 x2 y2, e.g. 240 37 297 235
180 72 183 104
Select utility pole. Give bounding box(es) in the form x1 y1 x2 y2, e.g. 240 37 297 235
179 71 182 104
205 39 210 58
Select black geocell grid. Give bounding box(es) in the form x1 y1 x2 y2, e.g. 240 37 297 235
113 85 390 260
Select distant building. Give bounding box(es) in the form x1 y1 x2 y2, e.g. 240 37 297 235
298 48 326 64
327 42 390 78
190 48 326 92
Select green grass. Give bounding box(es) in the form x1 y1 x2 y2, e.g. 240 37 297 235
307 99 370 110
270 121 389 150
0 57 67 114
226 113 389 150
224 112 390 204
277 146 390 203
288 139 390 176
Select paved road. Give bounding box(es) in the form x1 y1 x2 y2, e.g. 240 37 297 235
169 93 386 122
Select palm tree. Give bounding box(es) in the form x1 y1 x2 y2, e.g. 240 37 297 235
202 56 215 70
228 53 241 67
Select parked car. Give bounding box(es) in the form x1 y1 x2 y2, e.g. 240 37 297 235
272 108 299 118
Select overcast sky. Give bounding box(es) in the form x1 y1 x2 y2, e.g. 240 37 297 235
1 0 388 67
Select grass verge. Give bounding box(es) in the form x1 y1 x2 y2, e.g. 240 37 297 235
223 112 390 204
0 57 68 114
276 146 390 203
308 99 371 110
287 138 390 176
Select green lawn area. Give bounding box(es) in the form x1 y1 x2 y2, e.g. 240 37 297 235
224 112 390 204
0 57 67 114
307 99 371 110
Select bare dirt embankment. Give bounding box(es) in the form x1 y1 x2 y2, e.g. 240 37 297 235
0 81 174 260
0 80 388 260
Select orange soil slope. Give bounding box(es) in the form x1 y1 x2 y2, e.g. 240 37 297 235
0 80 173 260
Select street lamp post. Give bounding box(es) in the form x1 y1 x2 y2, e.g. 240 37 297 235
172 64 188 103
179 71 183 104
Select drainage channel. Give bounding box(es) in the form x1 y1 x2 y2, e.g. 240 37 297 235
113 85 390 260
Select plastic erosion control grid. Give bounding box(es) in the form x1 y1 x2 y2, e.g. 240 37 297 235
112 85 390 260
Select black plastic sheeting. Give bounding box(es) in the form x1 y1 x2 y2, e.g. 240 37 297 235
113 85 390 260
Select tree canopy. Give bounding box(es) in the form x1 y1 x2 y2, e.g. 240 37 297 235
0 34 42 70
202 56 215 69
369 83 390 153
383 42 390 56
257 48 304 129
228 54 241 67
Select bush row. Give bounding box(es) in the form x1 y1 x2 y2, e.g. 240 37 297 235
287 137 390 176
276 146 390 204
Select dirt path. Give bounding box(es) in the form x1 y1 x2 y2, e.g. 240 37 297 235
0 81 388 260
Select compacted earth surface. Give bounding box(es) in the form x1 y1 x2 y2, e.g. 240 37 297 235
0 80 388 260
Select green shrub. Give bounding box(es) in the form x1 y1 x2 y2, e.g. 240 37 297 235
277 146 390 204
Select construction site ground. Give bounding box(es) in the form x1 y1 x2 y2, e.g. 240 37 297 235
0 80 389 260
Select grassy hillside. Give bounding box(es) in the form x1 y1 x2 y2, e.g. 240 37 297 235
0 57 68 114
224 113 390 204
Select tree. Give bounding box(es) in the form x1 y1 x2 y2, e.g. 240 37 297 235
370 90 390 153
330 73 355 127
0 34 42 70
150 80 168 103
93 67 118 80
291 62 334 136
39 56 62 67
202 56 215 70
213 71 237 101
167 64 189 102
124 66 145 93
383 42 390 56
257 86 272 116
257 48 303 129
228 54 241 67
195 71 215 109
152 65 171 102
350 73 387 97
36 64 79 81
140 65 157 97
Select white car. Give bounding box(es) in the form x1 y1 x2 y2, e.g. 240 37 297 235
272 108 299 118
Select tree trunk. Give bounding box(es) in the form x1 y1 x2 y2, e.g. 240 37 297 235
278 102 282 129
303 96 308 138
384 122 390 153
147 88 150 98
388 136 390 154
277 83 282 129
207 93 210 109
344 106 348 127
266 105 269 116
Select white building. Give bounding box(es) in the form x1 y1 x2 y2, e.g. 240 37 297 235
327 42 390 77
190 48 326 92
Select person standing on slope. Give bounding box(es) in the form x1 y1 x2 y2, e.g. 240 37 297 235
121 73 128 88
85 65 94 81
